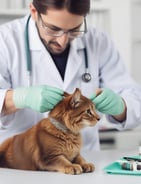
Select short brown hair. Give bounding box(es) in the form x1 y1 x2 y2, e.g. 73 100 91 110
33 0 90 16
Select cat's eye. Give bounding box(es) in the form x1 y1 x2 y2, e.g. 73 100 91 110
86 109 92 116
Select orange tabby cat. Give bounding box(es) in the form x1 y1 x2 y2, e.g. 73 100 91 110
0 88 100 174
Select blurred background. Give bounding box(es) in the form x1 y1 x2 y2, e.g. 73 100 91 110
0 0 141 150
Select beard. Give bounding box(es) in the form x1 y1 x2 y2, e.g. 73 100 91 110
41 38 71 55
36 23 72 55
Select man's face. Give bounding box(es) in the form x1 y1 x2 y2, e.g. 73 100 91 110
31 7 85 55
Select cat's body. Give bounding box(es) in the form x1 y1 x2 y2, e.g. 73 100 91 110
0 88 100 174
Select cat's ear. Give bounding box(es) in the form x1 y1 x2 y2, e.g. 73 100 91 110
70 88 81 108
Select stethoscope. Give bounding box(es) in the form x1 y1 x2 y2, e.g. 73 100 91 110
24 15 92 85
82 47 91 82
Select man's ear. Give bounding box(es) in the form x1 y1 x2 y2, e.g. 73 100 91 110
29 3 38 21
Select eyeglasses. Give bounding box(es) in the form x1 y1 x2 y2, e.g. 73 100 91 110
38 13 87 38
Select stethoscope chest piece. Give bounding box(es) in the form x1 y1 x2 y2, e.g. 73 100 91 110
82 43 91 83
82 72 91 82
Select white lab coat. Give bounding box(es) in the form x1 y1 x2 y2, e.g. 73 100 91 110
0 15 141 151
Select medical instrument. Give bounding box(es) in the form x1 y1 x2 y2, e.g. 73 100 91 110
117 159 141 171
121 161 141 171
24 15 91 85
82 47 91 82
123 157 141 162
25 15 32 86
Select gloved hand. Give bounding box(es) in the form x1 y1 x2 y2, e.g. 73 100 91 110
90 88 125 116
13 85 63 112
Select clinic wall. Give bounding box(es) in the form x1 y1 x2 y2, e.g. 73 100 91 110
1 0 30 9
89 0 141 85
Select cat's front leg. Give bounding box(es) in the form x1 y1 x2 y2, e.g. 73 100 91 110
38 155 83 175
80 162 95 173
73 154 95 173
52 156 83 175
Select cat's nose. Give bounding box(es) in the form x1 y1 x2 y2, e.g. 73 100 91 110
96 115 100 121
97 117 100 121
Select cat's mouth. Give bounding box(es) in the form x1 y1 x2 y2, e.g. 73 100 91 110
67 119 99 134
81 119 98 127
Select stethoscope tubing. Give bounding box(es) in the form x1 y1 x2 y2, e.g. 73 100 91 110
25 15 32 86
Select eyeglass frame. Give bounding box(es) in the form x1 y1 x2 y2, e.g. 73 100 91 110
37 13 88 38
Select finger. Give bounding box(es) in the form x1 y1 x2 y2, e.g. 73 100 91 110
89 88 103 101
41 101 54 111
43 91 63 106
44 85 64 95
96 100 112 112
92 94 104 104
95 88 103 96
89 93 97 101
92 88 111 104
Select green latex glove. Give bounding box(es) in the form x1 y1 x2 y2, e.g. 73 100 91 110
90 88 125 116
13 85 63 112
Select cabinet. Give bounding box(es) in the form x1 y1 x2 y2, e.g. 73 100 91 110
0 0 29 24
89 0 141 85
131 0 141 84
0 9 28 24
99 128 141 150
1 0 30 9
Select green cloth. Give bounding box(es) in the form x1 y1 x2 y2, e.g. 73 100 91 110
104 156 141 175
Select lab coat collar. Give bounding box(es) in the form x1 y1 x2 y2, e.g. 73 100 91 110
28 17 42 50
71 36 85 51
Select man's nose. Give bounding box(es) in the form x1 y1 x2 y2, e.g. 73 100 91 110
57 33 70 47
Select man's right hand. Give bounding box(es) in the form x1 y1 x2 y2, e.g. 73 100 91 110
13 85 63 112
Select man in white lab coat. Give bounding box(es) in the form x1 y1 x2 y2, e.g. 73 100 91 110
0 0 141 151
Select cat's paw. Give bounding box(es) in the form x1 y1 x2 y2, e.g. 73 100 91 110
64 164 83 175
81 163 95 173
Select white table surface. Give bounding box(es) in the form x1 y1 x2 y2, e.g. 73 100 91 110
0 149 140 184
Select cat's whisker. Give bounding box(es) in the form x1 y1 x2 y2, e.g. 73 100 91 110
81 120 90 127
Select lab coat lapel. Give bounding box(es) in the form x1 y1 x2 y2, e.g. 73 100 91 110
64 39 84 89
28 17 41 50
28 18 63 86
41 48 64 85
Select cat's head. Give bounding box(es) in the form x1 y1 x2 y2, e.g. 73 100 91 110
49 88 100 134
